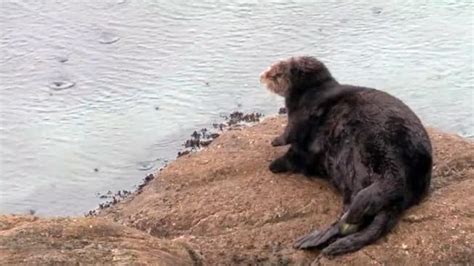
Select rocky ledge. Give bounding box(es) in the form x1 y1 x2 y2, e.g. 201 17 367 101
1 116 473 265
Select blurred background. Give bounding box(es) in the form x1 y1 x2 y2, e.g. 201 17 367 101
0 0 472 215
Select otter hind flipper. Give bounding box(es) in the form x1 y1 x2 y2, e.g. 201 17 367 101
293 222 340 249
322 209 400 256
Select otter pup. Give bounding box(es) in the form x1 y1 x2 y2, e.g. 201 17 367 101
260 56 432 256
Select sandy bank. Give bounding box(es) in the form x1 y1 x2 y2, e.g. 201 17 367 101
1 116 473 265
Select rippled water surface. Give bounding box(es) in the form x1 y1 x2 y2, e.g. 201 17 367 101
1 1 472 215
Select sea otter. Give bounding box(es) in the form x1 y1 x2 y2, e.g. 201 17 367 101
259 56 432 256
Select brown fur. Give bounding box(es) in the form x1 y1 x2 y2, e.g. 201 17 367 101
260 56 333 98
259 56 432 256
259 59 292 97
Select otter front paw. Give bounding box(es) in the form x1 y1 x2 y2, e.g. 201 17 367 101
269 157 292 173
271 136 288 147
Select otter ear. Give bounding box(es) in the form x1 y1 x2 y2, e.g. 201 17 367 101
290 67 302 77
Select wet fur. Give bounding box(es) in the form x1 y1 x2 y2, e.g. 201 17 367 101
260 56 432 256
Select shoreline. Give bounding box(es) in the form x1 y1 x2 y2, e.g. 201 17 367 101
86 111 266 217
88 107 471 219
1 115 473 264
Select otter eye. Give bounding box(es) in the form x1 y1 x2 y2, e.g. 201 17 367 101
273 73 282 79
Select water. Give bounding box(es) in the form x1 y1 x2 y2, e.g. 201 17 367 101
0 0 472 216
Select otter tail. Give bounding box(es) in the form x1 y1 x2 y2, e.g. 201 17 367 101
344 177 404 224
293 176 407 255
319 175 405 256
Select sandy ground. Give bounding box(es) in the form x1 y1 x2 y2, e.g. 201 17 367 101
100 116 473 265
0 215 198 265
1 116 473 265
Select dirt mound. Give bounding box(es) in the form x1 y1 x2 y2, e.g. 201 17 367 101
1 116 472 265
99 116 474 265
0 215 199 265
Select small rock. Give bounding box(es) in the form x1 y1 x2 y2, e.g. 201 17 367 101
200 140 212 147
177 150 191 157
403 214 428 223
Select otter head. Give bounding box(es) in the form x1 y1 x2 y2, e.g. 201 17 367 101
260 56 335 98
259 59 292 97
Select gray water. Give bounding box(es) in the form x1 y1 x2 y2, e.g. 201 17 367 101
0 0 472 216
